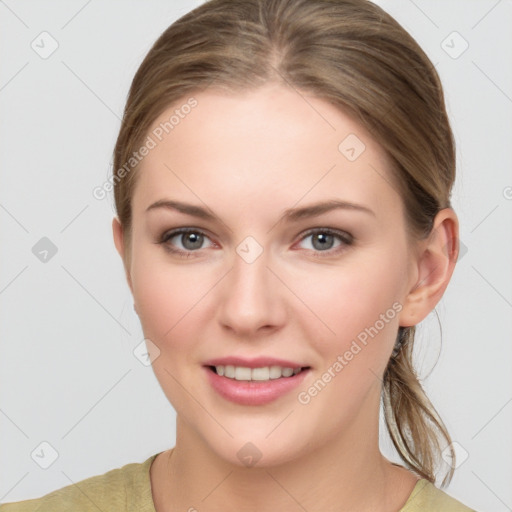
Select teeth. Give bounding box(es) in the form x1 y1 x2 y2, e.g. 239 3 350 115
252 367 270 380
235 367 251 380
214 365 303 381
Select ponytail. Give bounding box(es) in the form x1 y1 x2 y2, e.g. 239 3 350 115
382 326 455 487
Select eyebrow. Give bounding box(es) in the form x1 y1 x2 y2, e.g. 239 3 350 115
145 198 375 221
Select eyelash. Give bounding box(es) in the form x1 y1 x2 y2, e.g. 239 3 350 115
156 227 354 259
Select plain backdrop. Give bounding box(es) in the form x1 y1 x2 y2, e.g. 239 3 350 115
1 1 511 511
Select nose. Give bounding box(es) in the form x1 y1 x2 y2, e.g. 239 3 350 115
216 246 286 337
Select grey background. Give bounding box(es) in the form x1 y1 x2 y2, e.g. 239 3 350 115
0 1 510 510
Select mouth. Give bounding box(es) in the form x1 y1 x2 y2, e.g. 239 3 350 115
203 363 312 405
206 364 311 382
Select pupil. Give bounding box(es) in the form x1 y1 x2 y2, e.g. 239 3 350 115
313 233 333 251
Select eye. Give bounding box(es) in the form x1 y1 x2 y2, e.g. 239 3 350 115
158 228 214 257
157 227 353 258
296 228 353 256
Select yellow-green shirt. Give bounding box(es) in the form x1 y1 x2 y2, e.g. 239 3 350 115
0 452 478 511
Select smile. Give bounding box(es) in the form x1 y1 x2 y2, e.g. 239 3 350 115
204 365 311 406
210 365 307 381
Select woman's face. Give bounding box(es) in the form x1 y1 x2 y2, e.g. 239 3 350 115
115 83 422 466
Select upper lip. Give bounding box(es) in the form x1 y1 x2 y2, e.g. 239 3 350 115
203 356 309 369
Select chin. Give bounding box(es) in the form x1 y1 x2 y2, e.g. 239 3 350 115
201 431 310 470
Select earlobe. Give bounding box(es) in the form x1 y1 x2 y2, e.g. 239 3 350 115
399 208 459 327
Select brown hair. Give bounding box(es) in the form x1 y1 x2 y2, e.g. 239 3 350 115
113 0 457 487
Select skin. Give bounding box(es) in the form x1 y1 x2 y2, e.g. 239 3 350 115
113 82 459 512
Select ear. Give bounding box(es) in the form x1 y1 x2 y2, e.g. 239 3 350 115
399 208 459 327
112 217 133 294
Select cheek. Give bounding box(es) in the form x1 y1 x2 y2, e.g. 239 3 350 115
130 257 213 404
290 254 406 426
131 250 210 344
289 251 406 359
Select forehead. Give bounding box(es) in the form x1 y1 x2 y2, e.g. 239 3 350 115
132 84 402 221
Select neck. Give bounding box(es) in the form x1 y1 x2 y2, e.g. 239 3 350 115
152 395 418 512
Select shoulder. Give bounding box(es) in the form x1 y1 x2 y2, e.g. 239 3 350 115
0 453 160 512
400 479 478 512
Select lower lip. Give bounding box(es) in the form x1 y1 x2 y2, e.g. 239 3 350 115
204 366 311 406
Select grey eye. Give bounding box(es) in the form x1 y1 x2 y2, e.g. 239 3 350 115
174 231 205 250
310 232 336 251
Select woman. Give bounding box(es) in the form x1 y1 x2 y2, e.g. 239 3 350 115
0 0 478 510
